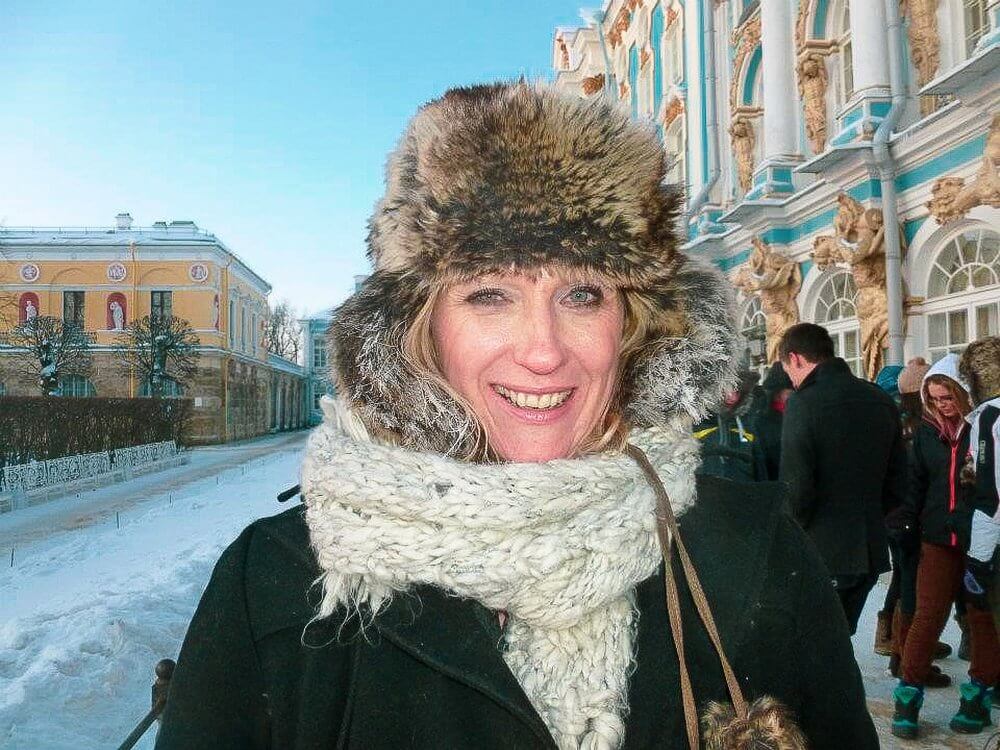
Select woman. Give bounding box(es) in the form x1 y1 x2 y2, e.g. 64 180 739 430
156 83 876 749
892 354 1000 739
884 358 955 675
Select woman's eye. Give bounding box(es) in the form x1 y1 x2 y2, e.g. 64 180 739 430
465 287 508 306
564 285 603 307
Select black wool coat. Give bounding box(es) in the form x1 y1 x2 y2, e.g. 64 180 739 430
155 475 878 750
905 420 972 548
779 358 906 577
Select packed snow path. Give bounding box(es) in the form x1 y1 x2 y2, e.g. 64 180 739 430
0 430 996 749
1 431 307 749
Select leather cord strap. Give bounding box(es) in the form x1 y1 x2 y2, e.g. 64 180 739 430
626 444 748 750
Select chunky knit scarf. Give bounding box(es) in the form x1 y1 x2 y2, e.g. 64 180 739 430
300 397 701 750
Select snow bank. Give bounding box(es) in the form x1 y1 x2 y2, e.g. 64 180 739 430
0 448 303 749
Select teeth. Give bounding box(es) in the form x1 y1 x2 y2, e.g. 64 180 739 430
494 385 571 410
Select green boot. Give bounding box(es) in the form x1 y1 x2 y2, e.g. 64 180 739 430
892 683 923 739
949 681 992 734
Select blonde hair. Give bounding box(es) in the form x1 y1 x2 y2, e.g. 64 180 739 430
401 276 656 463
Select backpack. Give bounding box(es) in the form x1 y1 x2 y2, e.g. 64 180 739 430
694 414 761 482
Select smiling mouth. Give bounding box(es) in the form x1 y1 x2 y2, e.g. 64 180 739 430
492 385 573 410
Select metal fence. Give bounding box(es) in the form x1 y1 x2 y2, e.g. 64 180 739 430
0 441 177 494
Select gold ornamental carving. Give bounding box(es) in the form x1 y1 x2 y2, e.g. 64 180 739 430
730 16 762 113
797 51 830 154
732 238 803 364
619 80 630 100
927 113 1000 224
901 0 941 112
607 5 633 48
640 44 651 69
663 96 684 128
812 194 906 380
581 74 605 96
730 113 757 193
556 36 570 70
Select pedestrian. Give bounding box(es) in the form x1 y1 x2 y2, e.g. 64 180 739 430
692 368 768 481
778 322 907 635
890 354 1000 738
884 358 955 678
156 83 877 749
749 361 793 481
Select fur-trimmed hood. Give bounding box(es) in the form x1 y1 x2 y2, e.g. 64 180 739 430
330 82 739 455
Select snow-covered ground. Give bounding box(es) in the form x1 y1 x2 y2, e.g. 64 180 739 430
1 437 994 749
0 432 307 749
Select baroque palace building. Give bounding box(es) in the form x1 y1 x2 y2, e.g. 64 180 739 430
0 214 307 443
552 0 999 378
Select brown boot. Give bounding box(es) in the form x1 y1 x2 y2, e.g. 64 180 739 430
875 609 894 656
925 664 952 688
933 641 953 660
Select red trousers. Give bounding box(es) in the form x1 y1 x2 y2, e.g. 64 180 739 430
902 542 1000 686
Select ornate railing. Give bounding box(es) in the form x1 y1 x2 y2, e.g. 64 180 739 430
0 441 177 494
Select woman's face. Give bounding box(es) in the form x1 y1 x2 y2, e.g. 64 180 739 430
431 270 625 462
927 382 960 419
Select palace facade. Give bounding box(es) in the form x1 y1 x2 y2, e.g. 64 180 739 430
0 215 307 443
553 0 999 377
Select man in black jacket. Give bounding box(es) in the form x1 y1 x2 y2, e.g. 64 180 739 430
778 323 907 634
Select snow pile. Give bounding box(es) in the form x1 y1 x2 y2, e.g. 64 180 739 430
0 448 303 749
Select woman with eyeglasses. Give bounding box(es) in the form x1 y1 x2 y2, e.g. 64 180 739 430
892 353 1000 739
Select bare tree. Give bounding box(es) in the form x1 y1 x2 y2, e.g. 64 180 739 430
114 314 200 397
262 300 302 362
0 316 92 395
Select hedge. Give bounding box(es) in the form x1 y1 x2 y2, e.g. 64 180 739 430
0 397 193 467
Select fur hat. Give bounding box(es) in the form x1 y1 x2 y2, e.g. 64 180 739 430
959 337 1000 405
330 82 739 454
897 357 930 395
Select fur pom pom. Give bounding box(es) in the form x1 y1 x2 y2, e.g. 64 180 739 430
701 697 808 750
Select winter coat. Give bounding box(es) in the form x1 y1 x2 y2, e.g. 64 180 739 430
749 398 784 482
967 399 1000 563
155 475 878 750
904 355 974 549
779 357 907 577
905 420 972 548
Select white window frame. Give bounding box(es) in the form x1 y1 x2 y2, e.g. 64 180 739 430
813 270 863 377
923 226 1000 361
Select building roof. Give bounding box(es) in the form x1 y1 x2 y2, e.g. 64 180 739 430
0 220 271 294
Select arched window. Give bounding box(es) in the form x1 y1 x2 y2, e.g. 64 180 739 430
139 377 184 398
59 375 96 398
925 227 1000 361
964 0 989 57
629 44 640 119
814 270 862 376
834 2 853 110
651 4 665 121
740 296 768 375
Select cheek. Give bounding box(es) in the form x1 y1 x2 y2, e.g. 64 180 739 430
568 312 623 388
431 308 503 401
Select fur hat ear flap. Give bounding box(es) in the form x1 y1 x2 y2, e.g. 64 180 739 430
625 260 741 426
329 270 474 455
959 336 1000 405
701 697 809 750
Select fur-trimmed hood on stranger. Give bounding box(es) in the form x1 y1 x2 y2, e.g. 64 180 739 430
156 82 877 750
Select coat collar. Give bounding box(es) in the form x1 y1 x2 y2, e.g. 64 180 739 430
797 357 852 391
372 586 558 748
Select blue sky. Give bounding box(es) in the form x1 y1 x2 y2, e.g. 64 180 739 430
0 1 587 315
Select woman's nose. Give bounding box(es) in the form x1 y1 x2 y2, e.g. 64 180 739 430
512 307 566 375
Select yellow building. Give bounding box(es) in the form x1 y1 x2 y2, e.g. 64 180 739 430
0 214 307 443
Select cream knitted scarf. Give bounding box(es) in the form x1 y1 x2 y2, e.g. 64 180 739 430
300 397 701 750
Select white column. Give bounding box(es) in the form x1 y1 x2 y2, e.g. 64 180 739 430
760 0 800 162
847 0 890 97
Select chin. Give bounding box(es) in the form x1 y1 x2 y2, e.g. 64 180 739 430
493 433 576 463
